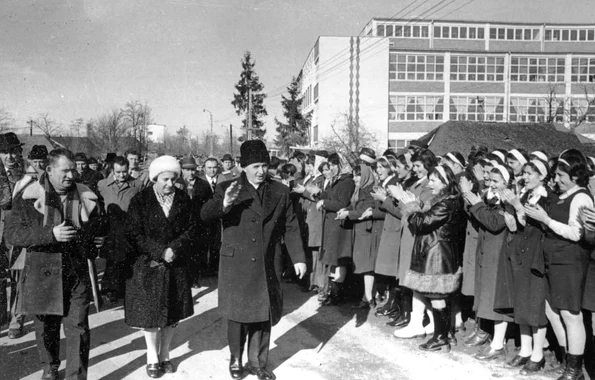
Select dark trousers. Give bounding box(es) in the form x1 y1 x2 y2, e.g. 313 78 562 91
227 319 271 369
101 259 125 296
34 277 91 380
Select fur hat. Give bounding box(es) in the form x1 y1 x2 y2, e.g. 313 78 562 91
149 155 181 182
28 145 48 160
240 140 270 168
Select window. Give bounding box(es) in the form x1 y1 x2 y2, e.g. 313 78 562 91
386 25 393 37
487 27 544 41
390 53 444 81
434 26 441 38
313 83 319 101
313 125 318 142
450 55 505 81
450 96 505 121
386 24 430 38
571 57 595 82
388 140 410 150
510 56 565 82
434 25 483 39
390 96 444 121
510 97 564 122
377 24 385 36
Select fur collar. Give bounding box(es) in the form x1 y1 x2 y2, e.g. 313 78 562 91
21 181 98 222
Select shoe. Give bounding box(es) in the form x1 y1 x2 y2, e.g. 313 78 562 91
507 355 531 368
321 282 343 306
41 368 58 380
554 348 567 374
387 311 410 327
447 330 457 346
519 358 545 375
8 327 24 339
146 363 163 378
248 367 276 380
557 353 585 380
229 356 243 379
475 346 506 361
393 317 426 339
464 329 491 347
419 307 451 352
309 285 319 292
160 360 176 374
419 336 451 352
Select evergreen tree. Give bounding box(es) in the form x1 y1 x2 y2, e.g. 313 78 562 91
274 77 310 156
231 51 267 141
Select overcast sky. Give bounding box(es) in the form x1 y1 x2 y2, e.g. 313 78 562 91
1 0 594 141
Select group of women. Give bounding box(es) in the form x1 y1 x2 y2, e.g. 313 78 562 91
294 145 595 380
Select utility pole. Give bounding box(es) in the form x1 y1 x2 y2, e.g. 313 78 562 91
28 119 34 136
229 124 233 154
203 108 214 157
247 88 252 140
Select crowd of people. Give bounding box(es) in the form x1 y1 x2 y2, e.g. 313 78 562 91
2 129 595 380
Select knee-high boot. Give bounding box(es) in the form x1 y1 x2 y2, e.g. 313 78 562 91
419 306 451 352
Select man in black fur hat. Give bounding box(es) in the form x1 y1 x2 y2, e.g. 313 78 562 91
201 140 306 380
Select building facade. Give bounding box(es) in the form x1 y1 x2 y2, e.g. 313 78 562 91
298 19 595 152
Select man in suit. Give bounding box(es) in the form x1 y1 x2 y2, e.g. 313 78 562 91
74 152 104 194
201 140 306 380
221 153 240 179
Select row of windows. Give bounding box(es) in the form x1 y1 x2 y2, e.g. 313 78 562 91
377 24 430 38
545 28 595 42
373 23 595 42
434 25 484 40
388 140 411 150
388 54 595 83
388 95 595 123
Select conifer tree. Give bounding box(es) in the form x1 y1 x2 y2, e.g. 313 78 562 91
231 51 267 140
274 77 310 156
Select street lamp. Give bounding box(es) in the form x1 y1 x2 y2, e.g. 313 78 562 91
203 108 214 157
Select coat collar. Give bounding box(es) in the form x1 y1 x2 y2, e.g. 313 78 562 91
21 180 98 222
235 173 282 218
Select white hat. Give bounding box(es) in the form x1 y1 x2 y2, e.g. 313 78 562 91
149 155 181 182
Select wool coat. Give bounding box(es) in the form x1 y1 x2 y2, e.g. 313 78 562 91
468 199 514 322
302 175 324 248
124 187 196 328
397 178 434 280
200 173 306 326
319 174 356 267
401 195 465 296
374 176 401 276
461 212 480 296
348 183 377 274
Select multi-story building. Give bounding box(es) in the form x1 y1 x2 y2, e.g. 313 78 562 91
298 18 595 152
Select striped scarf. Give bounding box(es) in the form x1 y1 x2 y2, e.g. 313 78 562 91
153 186 175 217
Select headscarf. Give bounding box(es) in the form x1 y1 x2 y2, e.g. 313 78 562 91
351 164 375 206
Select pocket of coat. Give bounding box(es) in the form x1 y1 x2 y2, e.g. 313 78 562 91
220 246 235 257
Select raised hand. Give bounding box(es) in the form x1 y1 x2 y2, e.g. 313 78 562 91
223 181 242 208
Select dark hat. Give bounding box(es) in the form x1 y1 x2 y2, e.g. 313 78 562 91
28 145 48 160
181 155 197 169
74 152 87 162
105 153 117 163
407 140 426 151
315 150 329 158
359 147 376 164
240 140 270 168
221 153 234 162
0 132 24 151
88 157 98 165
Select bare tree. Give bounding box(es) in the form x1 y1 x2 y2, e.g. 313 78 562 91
88 109 128 153
122 101 153 153
34 113 62 138
0 107 14 132
569 83 595 131
544 83 564 123
321 113 377 155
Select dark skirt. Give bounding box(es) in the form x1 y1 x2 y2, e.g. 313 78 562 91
510 263 548 326
583 256 595 312
544 238 590 313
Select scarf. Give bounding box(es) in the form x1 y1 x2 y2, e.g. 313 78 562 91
40 174 81 229
154 186 175 217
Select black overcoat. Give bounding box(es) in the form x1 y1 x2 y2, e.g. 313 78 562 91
200 173 306 326
124 186 196 328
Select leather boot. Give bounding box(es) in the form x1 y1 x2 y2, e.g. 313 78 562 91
393 310 426 339
464 317 491 347
321 281 343 306
389 289 411 327
376 286 400 317
464 316 480 344
419 307 451 352
557 353 585 380
555 347 567 374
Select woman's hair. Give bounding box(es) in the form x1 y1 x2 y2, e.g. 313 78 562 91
506 148 529 163
280 163 297 180
486 152 505 166
317 161 329 175
429 164 459 196
445 151 466 168
306 155 316 166
327 153 341 167
352 164 362 177
490 165 515 189
556 148 591 187
411 148 437 173
524 159 551 184
377 156 396 174
397 154 411 169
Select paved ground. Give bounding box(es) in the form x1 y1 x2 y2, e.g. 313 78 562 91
1 276 591 380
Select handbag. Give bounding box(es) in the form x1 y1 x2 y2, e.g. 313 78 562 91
18 251 63 316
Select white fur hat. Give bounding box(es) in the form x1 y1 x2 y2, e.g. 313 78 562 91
149 155 181 182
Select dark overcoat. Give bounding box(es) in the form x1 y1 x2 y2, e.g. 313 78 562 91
319 174 356 267
303 175 324 247
348 183 377 274
375 176 402 277
124 187 195 328
200 173 306 326
468 199 514 322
